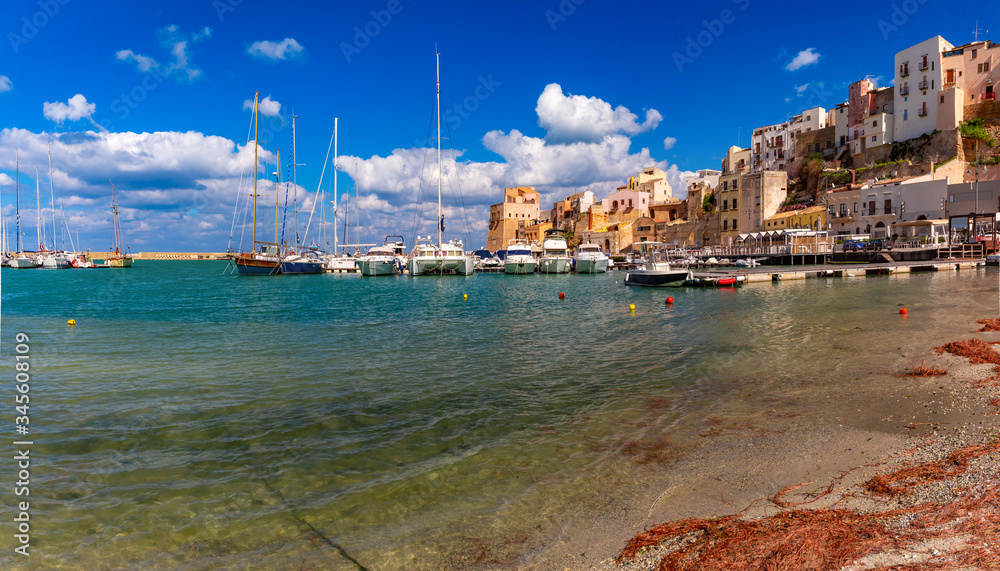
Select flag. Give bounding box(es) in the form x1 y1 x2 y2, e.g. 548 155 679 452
440 216 445 232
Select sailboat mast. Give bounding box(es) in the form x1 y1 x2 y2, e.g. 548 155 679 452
436 50 443 247
15 150 21 253
35 167 43 250
111 183 121 254
48 143 57 251
275 149 280 246
291 115 297 247
252 91 259 248
333 117 339 256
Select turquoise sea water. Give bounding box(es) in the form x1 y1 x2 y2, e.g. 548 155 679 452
2 262 999 570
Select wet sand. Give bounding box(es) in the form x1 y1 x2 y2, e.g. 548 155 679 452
526 315 1000 570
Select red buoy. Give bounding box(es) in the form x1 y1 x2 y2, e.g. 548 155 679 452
900 308 907 315
666 296 674 304
559 292 565 299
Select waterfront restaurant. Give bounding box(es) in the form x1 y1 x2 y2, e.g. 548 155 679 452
733 228 833 254
890 219 949 245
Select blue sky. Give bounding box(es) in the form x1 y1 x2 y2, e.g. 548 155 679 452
0 0 995 252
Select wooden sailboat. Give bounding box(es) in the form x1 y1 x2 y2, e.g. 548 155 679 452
408 51 473 276
233 91 283 275
106 182 133 267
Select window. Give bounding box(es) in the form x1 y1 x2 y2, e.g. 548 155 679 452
869 201 876 215
904 109 908 120
723 219 728 231
941 95 945 103
884 199 892 215
854 202 858 213
872 136 877 142
723 199 728 210
756 196 760 205
732 198 737 210
873 120 878 128
840 203 847 215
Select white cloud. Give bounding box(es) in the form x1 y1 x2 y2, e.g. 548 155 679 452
786 48 820 72
0 75 11 93
116 25 212 82
663 137 677 150
794 83 810 96
247 38 304 60
243 95 282 118
43 94 97 125
536 83 662 143
0 172 13 186
115 50 159 72
664 164 698 200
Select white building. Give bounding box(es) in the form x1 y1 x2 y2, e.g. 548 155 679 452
863 112 895 152
894 36 952 143
751 121 792 172
629 167 673 204
789 106 828 138
685 169 721 196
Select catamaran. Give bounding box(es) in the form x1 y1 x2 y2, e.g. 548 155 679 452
8 151 38 269
408 51 473 276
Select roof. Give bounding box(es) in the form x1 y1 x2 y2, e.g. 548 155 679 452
767 205 826 220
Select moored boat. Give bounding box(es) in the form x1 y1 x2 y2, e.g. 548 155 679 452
624 243 692 287
503 239 536 275
358 236 405 276
105 183 134 268
573 243 608 274
539 228 571 274
280 249 326 274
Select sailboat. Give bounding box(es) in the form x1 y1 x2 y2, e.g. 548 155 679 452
106 182 133 267
232 91 283 275
40 149 73 268
408 51 474 276
280 117 325 275
8 151 38 269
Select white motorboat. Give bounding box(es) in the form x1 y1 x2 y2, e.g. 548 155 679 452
573 243 608 274
624 243 692 287
358 237 405 276
325 253 358 273
40 251 74 269
539 228 571 274
504 239 536 274
9 254 38 269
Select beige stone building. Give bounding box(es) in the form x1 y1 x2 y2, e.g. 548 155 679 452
763 205 827 232
718 146 751 245
629 167 673 204
486 186 540 252
737 171 789 235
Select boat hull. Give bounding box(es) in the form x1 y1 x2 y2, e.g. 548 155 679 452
234 255 281 276
107 256 133 268
539 257 570 274
575 258 608 274
280 260 326 274
623 269 692 287
410 255 474 276
8 257 37 269
358 259 400 276
504 260 536 274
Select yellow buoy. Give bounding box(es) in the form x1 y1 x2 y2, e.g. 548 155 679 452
629 304 635 312
67 319 76 326
463 294 468 300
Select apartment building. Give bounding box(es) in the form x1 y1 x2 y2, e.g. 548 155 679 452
894 36 953 143
486 186 540 252
718 146 750 245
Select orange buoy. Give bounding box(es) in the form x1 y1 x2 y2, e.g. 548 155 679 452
900 308 908 315
558 292 565 299
666 296 674 304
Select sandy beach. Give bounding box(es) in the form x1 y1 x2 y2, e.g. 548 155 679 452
523 314 1000 570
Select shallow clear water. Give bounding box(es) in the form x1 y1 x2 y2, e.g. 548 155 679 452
2 263 998 569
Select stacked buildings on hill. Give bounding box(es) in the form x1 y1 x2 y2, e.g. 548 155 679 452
484 35 1000 254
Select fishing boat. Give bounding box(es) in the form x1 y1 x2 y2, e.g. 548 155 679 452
357 236 405 276
624 243 692 287
503 239 536 275
105 183 133 268
232 92 283 276
573 243 609 274
539 228 571 274
8 151 37 269
408 51 473 277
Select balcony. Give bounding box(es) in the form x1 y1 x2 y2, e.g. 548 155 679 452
918 108 928 117
918 61 928 71
900 67 909 78
918 80 929 91
986 92 996 101
899 85 910 95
